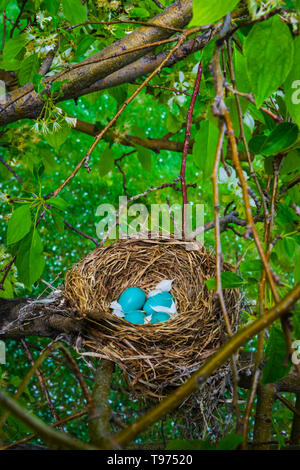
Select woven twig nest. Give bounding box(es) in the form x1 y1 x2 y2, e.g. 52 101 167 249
65 236 240 403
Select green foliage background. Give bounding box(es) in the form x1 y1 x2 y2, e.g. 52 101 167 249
0 0 299 449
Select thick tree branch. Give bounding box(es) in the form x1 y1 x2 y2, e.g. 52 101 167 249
89 360 115 446
0 0 193 126
253 384 276 450
0 296 82 339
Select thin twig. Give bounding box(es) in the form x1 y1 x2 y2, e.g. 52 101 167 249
212 33 300 397
0 409 87 450
151 0 165 9
180 60 202 237
1 11 6 55
211 121 241 429
63 220 99 246
226 41 269 218
133 82 192 97
0 391 96 450
63 19 184 33
0 156 24 184
277 394 300 419
0 255 16 291
20 339 64 432
9 0 27 38
49 29 199 199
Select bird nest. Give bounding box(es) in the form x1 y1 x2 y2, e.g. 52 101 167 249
64 236 240 405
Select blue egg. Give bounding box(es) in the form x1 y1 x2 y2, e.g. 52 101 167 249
144 292 174 316
124 310 145 325
151 312 170 324
118 287 146 313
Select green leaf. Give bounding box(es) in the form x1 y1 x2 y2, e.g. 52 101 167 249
248 135 267 155
249 123 298 157
216 432 244 450
281 150 300 174
294 251 300 283
98 146 114 175
44 0 60 16
18 54 40 86
7 205 32 246
244 15 294 108
129 7 150 18
284 36 300 128
292 307 300 340
76 35 96 58
192 120 219 180
234 47 251 94
260 123 298 156
0 0 13 9
15 230 45 290
47 197 69 211
62 0 87 25
108 84 128 107
50 80 69 97
32 73 45 94
166 112 181 134
44 124 71 150
206 271 245 290
3 33 27 60
0 278 13 299
225 95 249 137
189 0 240 27
240 259 263 275
51 210 65 233
166 439 213 450
136 145 152 173
261 325 291 385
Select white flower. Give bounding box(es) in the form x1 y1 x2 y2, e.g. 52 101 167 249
36 12 52 29
192 61 201 73
219 166 235 185
32 122 40 133
65 116 77 127
52 121 61 132
26 29 35 41
41 121 50 134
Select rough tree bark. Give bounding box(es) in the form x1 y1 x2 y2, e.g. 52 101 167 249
0 295 81 339
0 0 193 126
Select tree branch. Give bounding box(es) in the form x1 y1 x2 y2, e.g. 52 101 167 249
0 0 194 126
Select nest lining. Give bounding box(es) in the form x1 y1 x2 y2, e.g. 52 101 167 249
64 236 240 400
